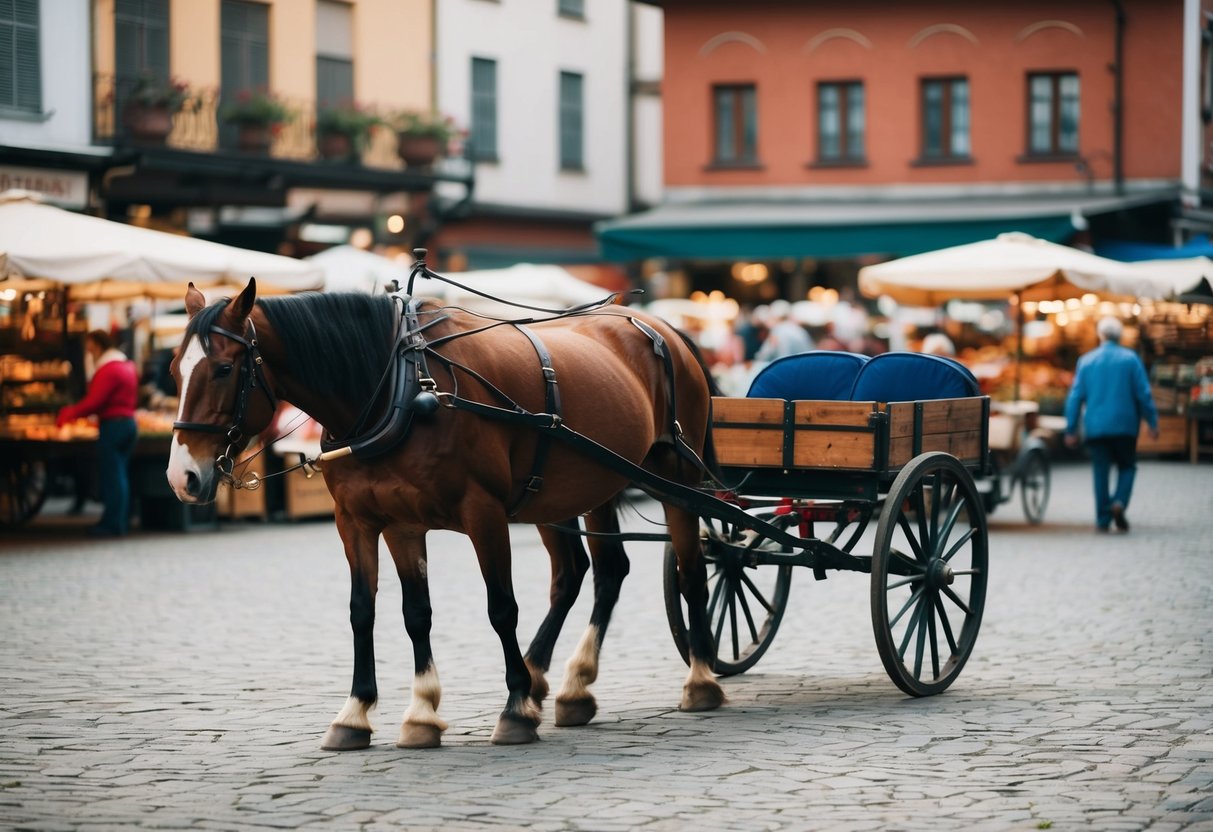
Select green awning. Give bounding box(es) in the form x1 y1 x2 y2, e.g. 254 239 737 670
595 193 1172 262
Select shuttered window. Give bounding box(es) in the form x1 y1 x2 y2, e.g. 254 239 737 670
315 0 353 109
470 57 497 161
220 0 270 146
115 0 169 83
0 0 41 113
559 71 584 170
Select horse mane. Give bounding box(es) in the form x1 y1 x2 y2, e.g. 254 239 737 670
254 292 397 401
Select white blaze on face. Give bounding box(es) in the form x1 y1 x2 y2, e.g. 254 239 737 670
166 335 208 500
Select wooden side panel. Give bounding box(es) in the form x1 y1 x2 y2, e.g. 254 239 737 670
889 430 984 468
888 397 986 438
713 397 785 467
793 400 876 426
792 430 876 469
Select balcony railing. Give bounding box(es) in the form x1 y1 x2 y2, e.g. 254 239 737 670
93 73 404 170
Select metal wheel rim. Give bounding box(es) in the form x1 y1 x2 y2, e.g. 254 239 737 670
1019 452 1050 524
871 453 988 697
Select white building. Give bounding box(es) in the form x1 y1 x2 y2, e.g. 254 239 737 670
432 0 662 270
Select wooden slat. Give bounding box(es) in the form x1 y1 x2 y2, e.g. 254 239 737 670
712 397 784 426
792 430 876 469
889 430 983 468
715 427 784 467
888 397 986 438
793 400 875 426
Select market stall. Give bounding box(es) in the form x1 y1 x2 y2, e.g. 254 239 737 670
0 191 324 529
857 232 1194 454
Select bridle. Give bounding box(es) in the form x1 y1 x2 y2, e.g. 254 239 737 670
173 319 278 488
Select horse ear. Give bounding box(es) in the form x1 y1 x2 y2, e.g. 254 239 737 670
225 277 257 322
184 282 206 318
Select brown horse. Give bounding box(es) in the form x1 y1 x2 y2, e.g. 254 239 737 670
166 278 724 748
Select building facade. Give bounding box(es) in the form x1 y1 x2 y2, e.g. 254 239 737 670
600 0 1212 299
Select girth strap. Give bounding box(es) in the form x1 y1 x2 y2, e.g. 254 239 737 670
507 325 562 517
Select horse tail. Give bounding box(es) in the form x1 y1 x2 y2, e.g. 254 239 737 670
671 327 722 481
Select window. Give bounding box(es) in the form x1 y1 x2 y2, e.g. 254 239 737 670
316 0 354 108
115 0 169 83
558 0 584 19
559 71 584 170
920 77 970 160
0 0 41 113
713 84 757 165
220 0 269 146
1028 72 1079 156
470 57 498 161
817 81 864 163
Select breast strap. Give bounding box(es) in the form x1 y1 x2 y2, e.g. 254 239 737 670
507 325 562 517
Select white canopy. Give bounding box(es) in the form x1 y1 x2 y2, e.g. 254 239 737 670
0 191 323 301
305 245 411 294
411 264 610 316
1124 256 1213 299
858 232 1158 306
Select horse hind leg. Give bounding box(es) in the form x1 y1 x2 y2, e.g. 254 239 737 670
464 496 541 745
667 503 726 712
524 520 590 710
383 526 448 749
555 501 630 727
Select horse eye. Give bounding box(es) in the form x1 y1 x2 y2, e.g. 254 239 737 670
214 363 234 380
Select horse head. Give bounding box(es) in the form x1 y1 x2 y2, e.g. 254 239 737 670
166 278 278 503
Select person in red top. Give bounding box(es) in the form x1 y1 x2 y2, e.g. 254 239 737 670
57 330 139 536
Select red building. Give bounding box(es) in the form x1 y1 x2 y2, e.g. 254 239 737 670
600 0 1213 298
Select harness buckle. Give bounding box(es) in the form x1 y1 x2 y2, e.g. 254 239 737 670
546 414 563 429
541 366 558 383
524 475 544 493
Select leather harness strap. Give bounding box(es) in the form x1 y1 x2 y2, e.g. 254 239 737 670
507 325 562 517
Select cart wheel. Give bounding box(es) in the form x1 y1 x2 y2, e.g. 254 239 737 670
0 458 48 528
1018 449 1050 525
663 512 792 676
871 452 988 697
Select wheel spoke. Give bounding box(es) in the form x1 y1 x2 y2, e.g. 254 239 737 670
941 527 977 563
712 577 729 646
706 569 727 620
735 579 760 644
933 493 966 559
914 488 930 558
890 584 924 629
912 595 929 678
895 512 926 561
898 594 927 660
941 585 973 616
927 599 940 680
738 570 775 614
727 583 740 660
885 574 922 591
889 547 926 577
933 595 959 655
929 471 944 542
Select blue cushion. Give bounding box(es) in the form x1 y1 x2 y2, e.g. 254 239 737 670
747 351 871 401
849 352 981 402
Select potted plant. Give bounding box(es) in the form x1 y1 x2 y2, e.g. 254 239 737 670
221 89 295 154
121 73 198 145
391 110 461 168
314 103 381 162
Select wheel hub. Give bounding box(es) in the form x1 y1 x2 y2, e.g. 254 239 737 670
927 558 955 589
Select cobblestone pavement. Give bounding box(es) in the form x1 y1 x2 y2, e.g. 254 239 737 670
1 459 1211 831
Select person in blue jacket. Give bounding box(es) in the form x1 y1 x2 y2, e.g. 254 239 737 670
1064 316 1159 532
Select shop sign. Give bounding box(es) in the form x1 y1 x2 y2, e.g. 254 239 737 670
0 165 88 209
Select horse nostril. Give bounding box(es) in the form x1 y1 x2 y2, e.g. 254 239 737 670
185 470 201 497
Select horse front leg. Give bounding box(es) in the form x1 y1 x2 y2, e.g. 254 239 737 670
667 504 726 712
383 525 448 749
524 519 590 709
321 513 381 750
464 498 541 745
555 501 630 727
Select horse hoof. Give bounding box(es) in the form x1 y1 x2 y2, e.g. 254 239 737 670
491 716 540 745
679 682 726 712
396 723 443 749
320 724 372 751
554 695 597 727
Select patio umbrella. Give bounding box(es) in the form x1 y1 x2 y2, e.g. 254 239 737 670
305 245 411 295
858 232 1157 399
0 191 323 301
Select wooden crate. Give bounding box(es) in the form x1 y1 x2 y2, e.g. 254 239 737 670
1138 413 1188 456
282 454 335 519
